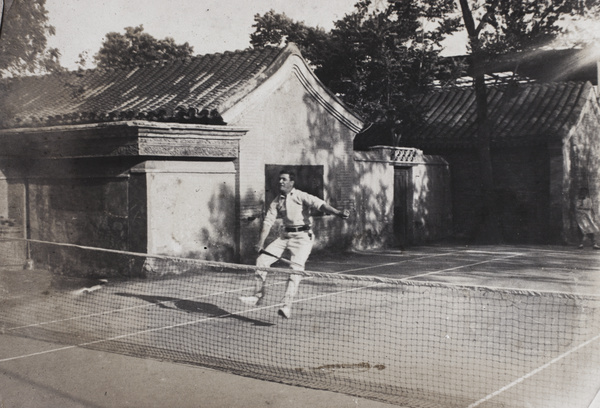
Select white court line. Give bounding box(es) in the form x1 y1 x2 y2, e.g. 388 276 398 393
403 253 524 281
0 252 568 362
1 248 554 335
7 263 355 332
0 282 381 364
335 252 456 274
6 261 355 333
334 250 523 280
9 250 389 332
464 250 524 256
5 285 253 331
241 282 383 316
1 248 525 331
504 246 600 256
588 387 600 408
331 251 599 297
466 331 600 408
0 345 83 363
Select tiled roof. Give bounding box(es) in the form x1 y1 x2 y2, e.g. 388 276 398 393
0 45 291 129
401 81 594 148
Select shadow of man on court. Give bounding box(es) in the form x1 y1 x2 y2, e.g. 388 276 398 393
115 293 275 327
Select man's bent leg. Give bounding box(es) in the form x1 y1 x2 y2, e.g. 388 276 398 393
279 233 314 318
592 234 600 250
279 274 302 318
240 267 271 306
240 269 268 306
240 239 286 306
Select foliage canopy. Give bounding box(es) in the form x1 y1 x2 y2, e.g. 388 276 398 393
461 0 598 56
252 0 461 134
93 25 194 68
0 0 62 78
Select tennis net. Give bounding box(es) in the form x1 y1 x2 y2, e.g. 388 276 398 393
1 239 599 408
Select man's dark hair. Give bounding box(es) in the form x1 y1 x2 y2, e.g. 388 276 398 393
280 169 296 182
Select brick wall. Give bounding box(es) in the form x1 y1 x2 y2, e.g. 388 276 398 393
23 158 133 277
27 164 130 249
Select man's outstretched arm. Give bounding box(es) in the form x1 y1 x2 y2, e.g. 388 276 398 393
320 203 350 219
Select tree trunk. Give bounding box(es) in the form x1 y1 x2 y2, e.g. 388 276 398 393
458 0 502 244
472 52 502 244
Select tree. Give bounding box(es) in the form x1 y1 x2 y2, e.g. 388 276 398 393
93 25 194 68
456 0 593 243
251 1 460 134
250 10 333 75
0 0 62 77
536 1 600 49
328 0 459 126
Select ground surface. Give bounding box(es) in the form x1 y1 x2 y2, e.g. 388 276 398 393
1 244 599 408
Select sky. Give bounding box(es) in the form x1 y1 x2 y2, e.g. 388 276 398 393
44 0 374 70
43 0 468 71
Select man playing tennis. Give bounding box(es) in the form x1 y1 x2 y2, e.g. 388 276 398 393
240 169 349 318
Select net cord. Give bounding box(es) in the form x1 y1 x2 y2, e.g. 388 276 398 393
2 237 599 300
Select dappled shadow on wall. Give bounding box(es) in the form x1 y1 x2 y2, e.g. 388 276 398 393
354 178 393 249
190 182 236 262
299 93 354 250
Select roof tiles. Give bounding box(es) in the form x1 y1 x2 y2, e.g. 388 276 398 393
402 81 593 148
0 46 287 129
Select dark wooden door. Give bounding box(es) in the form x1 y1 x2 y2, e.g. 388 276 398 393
394 167 411 248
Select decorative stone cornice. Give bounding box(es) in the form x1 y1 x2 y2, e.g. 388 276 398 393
354 146 424 165
0 121 247 160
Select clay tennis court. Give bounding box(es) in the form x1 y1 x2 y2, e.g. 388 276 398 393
1 244 599 407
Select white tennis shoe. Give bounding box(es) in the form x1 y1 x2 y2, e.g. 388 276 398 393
239 295 261 306
278 306 291 319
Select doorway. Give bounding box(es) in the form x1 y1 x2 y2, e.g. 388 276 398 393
394 167 412 248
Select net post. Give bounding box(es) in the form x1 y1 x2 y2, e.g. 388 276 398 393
23 239 34 270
